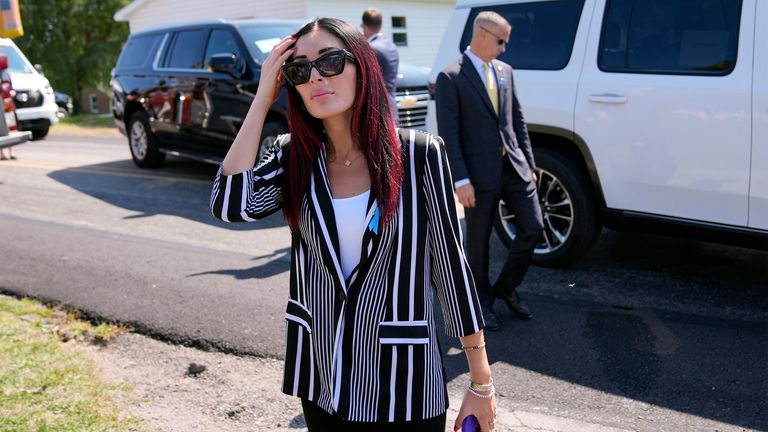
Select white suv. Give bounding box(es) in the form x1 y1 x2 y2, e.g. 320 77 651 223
428 0 767 265
0 38 58 139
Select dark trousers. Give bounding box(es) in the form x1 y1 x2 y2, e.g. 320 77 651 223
301 399 447 432
463 160 544 309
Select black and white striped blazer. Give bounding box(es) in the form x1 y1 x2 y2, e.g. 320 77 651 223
210 129 484 422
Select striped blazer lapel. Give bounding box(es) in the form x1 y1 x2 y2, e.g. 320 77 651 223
346 192 381 288
308 148 347 293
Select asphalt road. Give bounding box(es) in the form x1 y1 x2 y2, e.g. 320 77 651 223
1 134 765 431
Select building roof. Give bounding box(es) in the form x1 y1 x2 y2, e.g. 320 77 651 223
117 0 455 21
114 0 152 21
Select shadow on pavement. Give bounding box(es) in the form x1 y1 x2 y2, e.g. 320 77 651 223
187 247 291 280
48 157 286 231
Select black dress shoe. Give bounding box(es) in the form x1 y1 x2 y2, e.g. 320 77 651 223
481 306 500 331
493 287 533 320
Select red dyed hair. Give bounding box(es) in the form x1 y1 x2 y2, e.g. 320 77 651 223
281 18 403 232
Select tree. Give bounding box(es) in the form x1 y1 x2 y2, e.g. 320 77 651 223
14 0 131 113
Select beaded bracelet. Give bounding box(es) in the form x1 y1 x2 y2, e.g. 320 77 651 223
461 341 486 351
467 386 495 399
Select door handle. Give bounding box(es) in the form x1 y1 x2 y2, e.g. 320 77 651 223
588 93 627 104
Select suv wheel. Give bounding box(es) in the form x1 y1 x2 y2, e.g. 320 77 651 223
128 111 165 168
494 148 601 267
258 120 287 163
31 126 49 140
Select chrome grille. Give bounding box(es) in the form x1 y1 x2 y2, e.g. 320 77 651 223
15 90 43 108
396 88 429 129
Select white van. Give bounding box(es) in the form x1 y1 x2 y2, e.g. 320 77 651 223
0 38 58 139
428 0 767 265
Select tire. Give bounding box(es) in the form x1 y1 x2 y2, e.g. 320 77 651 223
31 126 49 140
128 111 165 168
494 147 602 267
257 120 287 163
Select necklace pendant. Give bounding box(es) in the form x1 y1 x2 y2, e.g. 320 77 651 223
344 159 352 167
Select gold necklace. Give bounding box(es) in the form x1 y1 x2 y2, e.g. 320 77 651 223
329 148 362 167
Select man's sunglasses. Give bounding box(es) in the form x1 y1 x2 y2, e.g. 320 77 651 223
281 49 356 86
480 26 507 45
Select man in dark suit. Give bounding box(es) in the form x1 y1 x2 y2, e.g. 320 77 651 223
435 11 544 330
362 7 399 118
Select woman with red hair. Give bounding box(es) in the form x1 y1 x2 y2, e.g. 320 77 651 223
211 17 496 432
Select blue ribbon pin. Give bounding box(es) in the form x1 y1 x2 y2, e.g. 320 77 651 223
368 208 380 235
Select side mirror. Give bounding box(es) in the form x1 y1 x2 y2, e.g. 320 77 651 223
0 55 8 71
208 53 241 77
34 64 44 74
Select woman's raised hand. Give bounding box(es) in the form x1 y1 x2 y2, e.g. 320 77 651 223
255 35 297 107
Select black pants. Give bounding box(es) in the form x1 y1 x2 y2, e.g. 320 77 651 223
464 160 544 309
301 399 446 432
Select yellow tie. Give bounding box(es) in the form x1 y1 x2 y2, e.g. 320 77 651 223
484 63 499 115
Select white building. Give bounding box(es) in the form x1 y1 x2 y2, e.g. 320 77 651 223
114 0 454 68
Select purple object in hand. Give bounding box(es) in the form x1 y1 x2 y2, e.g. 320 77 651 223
462 414 480 432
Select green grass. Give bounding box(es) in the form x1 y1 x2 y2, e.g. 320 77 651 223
0 295 143 432
58 114 116 128
52 114 121 137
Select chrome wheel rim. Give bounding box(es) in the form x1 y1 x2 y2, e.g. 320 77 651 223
130 120 148 160
498 168 574 255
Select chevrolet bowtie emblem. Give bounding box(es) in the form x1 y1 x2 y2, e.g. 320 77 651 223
399 97 416 108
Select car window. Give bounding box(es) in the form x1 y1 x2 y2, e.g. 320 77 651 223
118 34 163 68
460 0 585 70
599 0 742 75
165 30 207 69
0 46 33 74
204 29 243 66
237 25 301 62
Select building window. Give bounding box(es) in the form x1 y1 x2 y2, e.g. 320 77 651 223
89 94 99 113
392 16 407 47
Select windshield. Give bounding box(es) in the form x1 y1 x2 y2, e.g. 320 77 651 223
238 25 301 62
0 46 33 74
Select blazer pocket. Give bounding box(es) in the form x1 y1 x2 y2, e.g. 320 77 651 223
285 299 313 333
378 320 430 345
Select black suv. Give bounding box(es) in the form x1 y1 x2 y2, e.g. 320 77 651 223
111 19 431 168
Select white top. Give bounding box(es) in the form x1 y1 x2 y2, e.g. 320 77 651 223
332 190 370 279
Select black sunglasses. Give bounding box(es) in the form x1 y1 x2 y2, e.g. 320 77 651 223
282 49 356 86
480 26 507 45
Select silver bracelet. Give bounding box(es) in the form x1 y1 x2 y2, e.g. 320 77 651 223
467 386 495 399
461 341 486 351
470 377 494 392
